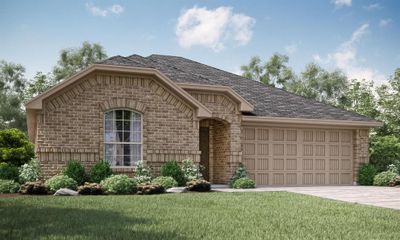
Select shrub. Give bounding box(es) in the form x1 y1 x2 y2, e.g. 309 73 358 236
19 159 41 183
152 176 178 189
370 135 400 173
389 176 400 187
77 182 104 195
160 160 185 186
0 179 20 193
233 177 256 189
133 161 153 184
64 160 87 185
0 162 19 181
0 128 35 166
90 160 112 183
186 179 211 192
181 159 203 181
45 175 78 192
100 175 137 194
137 182 165 195
229 163 248 187
373 171 397 186
19 181 48 195
358 163 377 185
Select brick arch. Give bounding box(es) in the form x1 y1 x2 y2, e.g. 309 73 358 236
100 98 146 113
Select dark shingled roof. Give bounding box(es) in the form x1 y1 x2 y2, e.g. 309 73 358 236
98 54 376 122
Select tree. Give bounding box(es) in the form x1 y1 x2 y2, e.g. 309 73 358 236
287 63 348 106
241 54 295 87
52 41 107 82
0 61 27 131
24 72 53 102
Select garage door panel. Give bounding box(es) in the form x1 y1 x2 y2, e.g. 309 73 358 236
242 127 353 186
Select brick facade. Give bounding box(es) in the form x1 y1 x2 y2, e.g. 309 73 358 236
353 129 370 183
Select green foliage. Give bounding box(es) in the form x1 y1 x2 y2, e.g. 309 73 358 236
100 175 137 194
186 179 211 192
181 159 203 181
90 160 112 183
160 160 185 186
52 41 107 82
373 171 397 186
229 163 248 187
24 72 53 101
233 177 256 189
369 135 400 173
358 164 377 185
0 162 19 181
137 182 165 195
19 181 48 195
45 175 78 192
0 179 20 193
389 176 400 187
0 128 34 166
19 159 41 183
133 161 153 183
63 160 87 185
152 176 178 189
77 182 104 195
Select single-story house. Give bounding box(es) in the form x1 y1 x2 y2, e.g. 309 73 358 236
25 54 382 185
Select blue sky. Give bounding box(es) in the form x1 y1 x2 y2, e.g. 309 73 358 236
0 0 399 84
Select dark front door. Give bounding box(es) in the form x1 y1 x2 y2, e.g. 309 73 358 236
199 127 210 181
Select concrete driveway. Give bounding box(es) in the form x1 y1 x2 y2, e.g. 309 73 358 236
214 186 400 210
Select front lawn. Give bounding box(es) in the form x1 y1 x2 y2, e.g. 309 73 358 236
1 192 399 239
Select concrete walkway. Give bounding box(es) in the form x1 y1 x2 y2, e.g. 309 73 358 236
214 186 400 210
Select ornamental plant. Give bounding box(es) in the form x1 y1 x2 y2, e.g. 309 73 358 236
0 179 20 193
133 161 153 183
64 160 87 185
100 175 137 194
45 175 78 192
90 160 112 183
160 160 185 186
19 159 41 183
152 176 178 189
233 177 256 189
181 159 203 181
0 128 34 166
357 163 377 186
229 163 248 187
0 162 19 181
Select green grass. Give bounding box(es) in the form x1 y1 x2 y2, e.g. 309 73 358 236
1 192 400 240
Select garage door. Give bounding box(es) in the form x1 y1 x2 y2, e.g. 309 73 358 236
242 127 353 186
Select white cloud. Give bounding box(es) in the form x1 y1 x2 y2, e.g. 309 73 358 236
86 3 124 17
313 23 387 85
379 18 392 27
363 3 381 11
175 6 255 51
332 0 352 7
284 42 298 55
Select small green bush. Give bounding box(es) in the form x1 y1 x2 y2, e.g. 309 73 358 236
369 135 400 173
233 177 255 189
186 179 211 192
90 160 112 183
229 163 248 187
100 175 137 194
0 128 35 166
64 160 87 185
373 171 397 186
45 175 78 192
160 160 185 186
133 161 153 183
181 159 203 181
0 162 19 181
0 179 20 193
19 181 48 195
19 159 41 183
358 163 377 185
77 182 104 195
137 182 165 195
152 176 178 189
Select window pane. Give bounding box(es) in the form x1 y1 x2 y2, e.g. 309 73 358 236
115 131 123 142
105 144 114 156
123 111 131 121
132 112 141 121
123 121 130 131
104 155 113 165
105 120 113 131
105 132 115 142
116 144 124 155
115 155 123 166
132 132 141 142
132 144 141 161
116 121 123 131
115 110 123 120
105 111 113 121
124 132 131 142
132 121 141 131
123 155 131 166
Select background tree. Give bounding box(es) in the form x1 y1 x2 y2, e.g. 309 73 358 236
24 72 53 102
0 61 27 131
52 41 107 82
241 53 295 88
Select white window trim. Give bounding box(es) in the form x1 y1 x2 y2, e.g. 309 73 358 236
103 109 143 168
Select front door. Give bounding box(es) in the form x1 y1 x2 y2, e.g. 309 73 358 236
199 127 210 181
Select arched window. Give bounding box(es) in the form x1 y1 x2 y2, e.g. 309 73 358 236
104 109 142 166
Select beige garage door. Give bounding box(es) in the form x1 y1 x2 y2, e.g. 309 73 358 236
242 127 353 186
